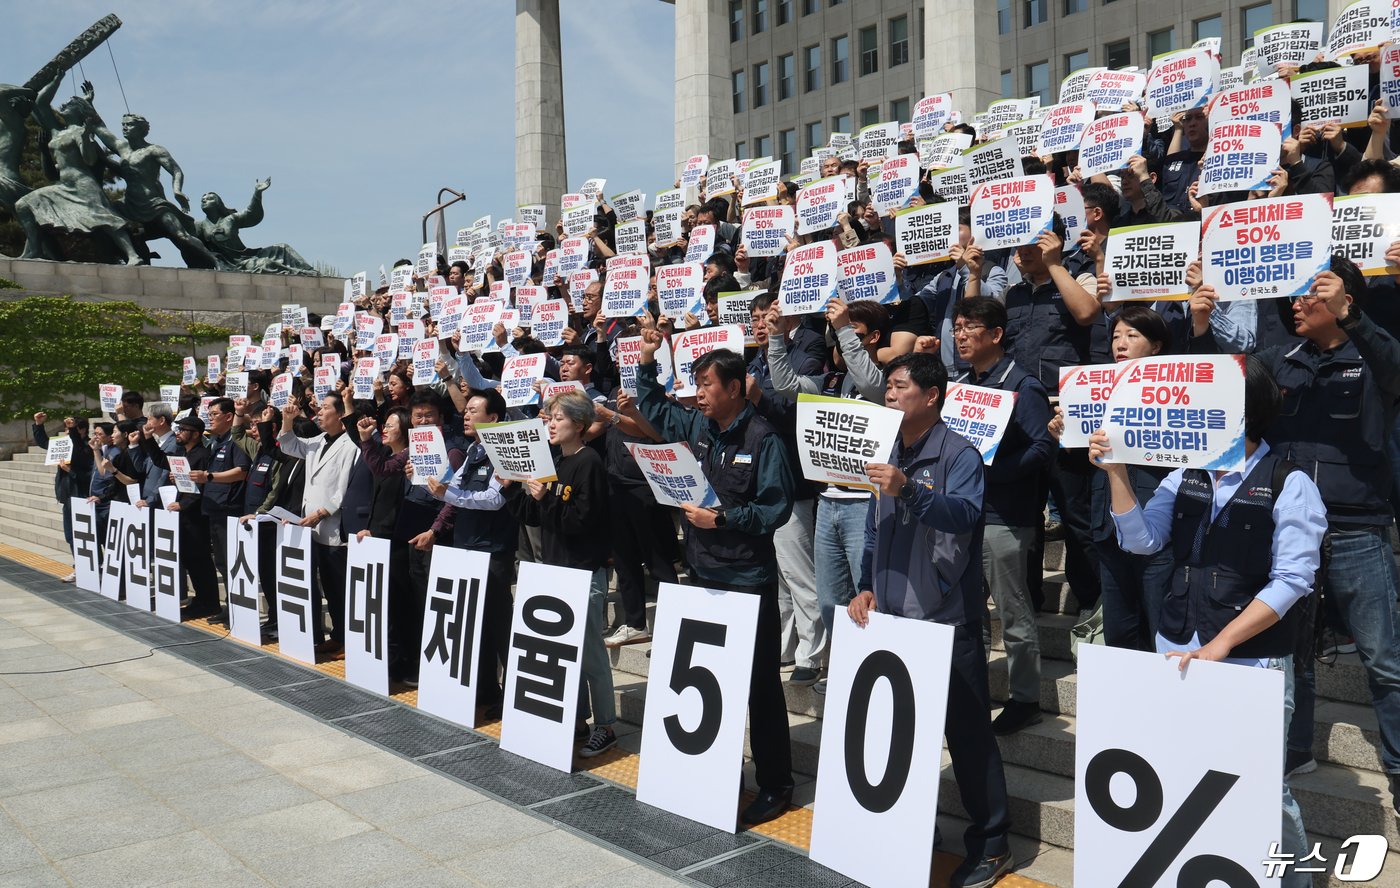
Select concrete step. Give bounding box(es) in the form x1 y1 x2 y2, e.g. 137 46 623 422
0 476 62 499
0 502 63 532
991 612 1080 662
1292 760 1400 847
1315 653 1372 708
990 652 1080 716
3 489 64 515
8 522 69 554
0 461 64 482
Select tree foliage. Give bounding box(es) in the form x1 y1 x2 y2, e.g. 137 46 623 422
0 296 191 421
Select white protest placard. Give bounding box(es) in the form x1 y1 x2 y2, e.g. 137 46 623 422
927 166 970 207
1075 645 1283 888
970 176 1054 251
182 356 197 385
684 224 717 264
69 497 101 593
500 354 547 408
1255 22 1323 72
1292 64 1371 127
895 203 957 267
579 177 606 204
44 435 72 466
345 534 391 696
416 546 491 728
809 612 953 888
99 383 122 414
269 372 292 409
857 121 900 161
984 98 1033 137
672 325 745 397
602 253 650 319
1036 102 1094 155
1055 185 1088 236
517 203 546 232
942 383 1018 464
836 242 899 305
372 334 399 375
502 249 531 289
224 372 249 400
1105 221 1199 301
611 190 646 223
166 455 197 494
514 284 546 327
742 159 781 206
1201 193 1331 300
1197 120 1282 196
242 344 264 372
652 208 683 248
150 507 180 623
617 334 675 397
408 426 451 487
656 187 685 213
205 354 221 383
409 338 438 386
1004 117 1044 162
778 242 840 316
99 503 125 600
500 562 591 773
1101 354 1247 471
719 290 758 344
635 583 760 831
1327 0 1393 58
680 153 709 189
1144 49 1217 117
1078 112 1143 177
531 299 569 347
614 219 647 256
1060 66 1106 103
273 523 316 665
1058 364 1122 449
657 262 705 324
964 137 1022 187
1384 45 1400 118
477 418 558 482
1333 193 1400 276
869 154 920 214
741 205 794 258
1207 81 1291 130
225 517 262 646
286 343 304 374
561 203 593 238
540 380 586 401
161 384 180 409
355 312 384 341
795 176 844 234
912 92 954 139
351 358 378 400
795 395 903 491
1086 68 1146 110
485 308 520 353
415 242 438 278
459 300 504 354
349 271 367 301
313 366 334 401
556 235 588 280
919 131 972 169
118 503 150 612
625 443 716 508
704 158 740 198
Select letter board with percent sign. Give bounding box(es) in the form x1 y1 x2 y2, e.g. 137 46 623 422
501 562 592 773
416 546 491 729
345 535 392 696
1075 645 1283 888
809 612 954 888
636 584 759 832
276 523 318 666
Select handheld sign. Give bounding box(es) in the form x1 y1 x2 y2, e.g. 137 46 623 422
1086 69 1146 111
1292 64 1371 127
269 372 293 408
836 242 899 304
941 383 1017 465
970 176 1054 251
895 203 957 267
1197 120 1281 197
1004 118 1043 161
1255 22 1322 72
1075 645 1283 888
717 291 758 344
167 455 198 494
657 262 705 324
795 176 844 234
119 503 150 612
857 121 900 161
345 535 392 696
652 208 683 248
611 190 646 223
99 383 122 414
1384 45 1400 118
705 158 740 198
206 354 222 383
351 358 378 400
655 187 685 213
99 503 125 600
1036 102 1094 155
964 137 1022 187
44 436 73 466
636 583 761 831
1333 193 1400 276
809 612 953 888
1143 49 1217 118
1060 66 1106 103
408 426 451 486
501 354 548 407
602 253 650 318
150 507 181 624
417 546 491 729
868 154 920 213
741 159 781 206
778 242 841 315
501 562 592 772
459 300 504 354
796 395 903 491
1207 81 1290 130
1105 221 1198 301
412 338 439 385
1058 364 1121 449
224 372 249 400
920 131 972 169
182 356 197 385
912 92 953 138
1077 112 1143 177
226 517 263 646
477 418 558 482
680 153 709 189
684 224 717 264
614 219 647 256
926 166 970 207
531 299 569 347
517 203 546 232
275 523 317 665
741 205 794 258
672 325 745 397
514 285 545 327
1201 193 1331 301
1327 0 1393 58
625 442 717 508
617 335 675 397
1101 354 1247 471
69 497 101 593
1055 185 1087 236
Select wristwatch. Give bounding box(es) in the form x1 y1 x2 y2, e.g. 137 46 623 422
898 479 917 501
712 508 727 528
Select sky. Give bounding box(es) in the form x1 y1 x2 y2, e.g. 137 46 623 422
1 1 677 276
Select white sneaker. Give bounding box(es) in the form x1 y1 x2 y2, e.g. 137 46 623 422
605 625 650 648
60 572 76 583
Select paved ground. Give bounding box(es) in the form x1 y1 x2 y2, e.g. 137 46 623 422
0 575 684 888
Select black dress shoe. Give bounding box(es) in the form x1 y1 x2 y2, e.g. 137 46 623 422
740 785 793 825
949 851 1013 888
313 639 343 655
991 700 1042 736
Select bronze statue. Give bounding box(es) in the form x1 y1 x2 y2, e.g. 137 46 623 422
196 178 314 275
0 84 36 229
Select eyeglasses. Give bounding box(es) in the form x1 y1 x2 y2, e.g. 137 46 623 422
951 323 987 337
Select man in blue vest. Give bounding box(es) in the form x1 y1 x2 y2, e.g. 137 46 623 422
849 352 1012 888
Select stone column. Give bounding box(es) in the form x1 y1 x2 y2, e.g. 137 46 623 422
674 0 734 173
516 0 567 219
923 0 999 121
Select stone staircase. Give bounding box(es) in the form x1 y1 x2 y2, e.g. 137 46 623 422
3 443 1397 885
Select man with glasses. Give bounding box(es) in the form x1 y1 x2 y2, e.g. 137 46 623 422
950 297 1055 735
188 397 250 623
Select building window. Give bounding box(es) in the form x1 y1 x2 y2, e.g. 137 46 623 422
890 97 910 123
860 106 880 127
778 53 794 101
1065 49 1089 75
832 113 851 135
1241 3 1272 48
1193 15 1221 42
919 9 925 58
805 120 824 153
729 0 743 42
1148 27 1175 58
830 0 843 5
779 129 797 174
755 134 772 158
998 0 1012 34
804 45 821 91
889 16 909 67
1025 0 1047 27
1064 0 1086 13
1104 39 1130 68
1025 61 1049 104
1295 0 1327 36
802 0 816 14
732 70 746 114
777 0 791 26
832 35 849 83
753 61 769 108
736 141 749 161
1001 70 1013 98
753 0 767 34
859 26 879 76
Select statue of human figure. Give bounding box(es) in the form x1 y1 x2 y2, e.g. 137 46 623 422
0 84 37 253
90 105 222 269
196 178 315 275
12 76 141 264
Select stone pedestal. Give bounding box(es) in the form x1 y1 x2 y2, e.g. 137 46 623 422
924 0 1000 121
673 0 734 172
515 0 568 220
